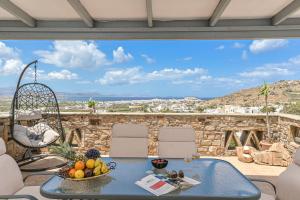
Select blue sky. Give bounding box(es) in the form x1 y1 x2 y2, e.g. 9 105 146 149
0 39 300 97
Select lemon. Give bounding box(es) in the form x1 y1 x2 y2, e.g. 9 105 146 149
94 159 102 168
74 169 85 179
86 159 95 169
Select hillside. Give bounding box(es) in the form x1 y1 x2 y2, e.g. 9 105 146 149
203 80 300 107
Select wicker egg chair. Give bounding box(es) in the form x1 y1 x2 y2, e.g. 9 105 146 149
10 60 66 172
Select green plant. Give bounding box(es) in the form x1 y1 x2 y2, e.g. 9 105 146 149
49 142 76 160
260 105 276 113
259 82 271 142
228 140 237 150
196 106 205 113
283 102 300 115
87 98 96 113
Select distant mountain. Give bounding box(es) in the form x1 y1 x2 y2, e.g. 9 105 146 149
203 80 300 107
0 87 15 96
1 80 300 105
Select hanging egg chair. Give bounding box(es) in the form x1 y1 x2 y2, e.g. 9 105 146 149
10 60 66 171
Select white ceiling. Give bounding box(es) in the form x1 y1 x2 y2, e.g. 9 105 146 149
82 0 147 20
152 0 220 20
0 6 16 19
11 0 80 20
0 0 299 21
222 0 294 19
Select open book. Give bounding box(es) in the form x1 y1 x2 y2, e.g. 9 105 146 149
135 174 200 196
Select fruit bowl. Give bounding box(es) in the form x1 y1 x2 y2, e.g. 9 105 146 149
57 148 116 181
65 169 111 181
151 159 168 169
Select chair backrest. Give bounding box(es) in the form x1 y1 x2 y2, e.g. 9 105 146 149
158 127 196 158
0 138 24 195
109 124 148 158
294 148 300 166
11 82 65 148
276 148 300 200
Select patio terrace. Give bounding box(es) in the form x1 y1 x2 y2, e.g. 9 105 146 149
0 112 299 198
1 112 299 159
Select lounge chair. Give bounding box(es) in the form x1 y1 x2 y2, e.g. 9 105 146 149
252 148 300 200
0 138 54 200
158 127 196 158
109 123 148 157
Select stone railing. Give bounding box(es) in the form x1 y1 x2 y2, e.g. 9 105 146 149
1 112 300 159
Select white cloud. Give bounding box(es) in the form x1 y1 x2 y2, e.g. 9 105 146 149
47 70 78 80
215 77 243 84
35 41 107 68
76 80 92 84
249 39 288 54
289 55 300 65
216 45 225 50
240 67 292 78
97 67 207 85
242 50 248 60
0 42 24 75
97 67 142 85
238 54 300 80
183 57 192 61
141 54 155 64
113 47 133 63
172 76 244 86
172 75 212 85
0 59 23 75
146 68 206 80
233 42 244 48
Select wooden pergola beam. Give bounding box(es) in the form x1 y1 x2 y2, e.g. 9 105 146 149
67 0 94 28
272 0 300 25
146 0 153 27
0 0 35 27
209 0 231 27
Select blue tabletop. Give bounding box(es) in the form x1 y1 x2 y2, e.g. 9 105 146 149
41 158 261 200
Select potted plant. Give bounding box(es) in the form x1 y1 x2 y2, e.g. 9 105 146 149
259 82 273 150
87 98 96 113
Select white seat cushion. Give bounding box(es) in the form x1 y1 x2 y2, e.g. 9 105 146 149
277 163 300 200
14 124 43 147
110 138 148 157
0 154 24 195
159 141 196 158
159 127 195 142
293 148 300 166
43 129 59 144
112 123 148 138
0 138 6 156
15 186 56 200
260 193 275 200
27 122 52 135
13 123 59 147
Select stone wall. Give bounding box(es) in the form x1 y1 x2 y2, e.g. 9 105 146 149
1 113 300 159
277 114 300 154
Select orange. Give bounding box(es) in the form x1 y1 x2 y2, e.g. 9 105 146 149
68 168 76 178
74 169 85 179
74 161 85 170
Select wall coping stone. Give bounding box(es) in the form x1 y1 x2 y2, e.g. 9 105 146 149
0 111 300 121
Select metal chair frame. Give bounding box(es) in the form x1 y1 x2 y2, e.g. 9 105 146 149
10 60 66 172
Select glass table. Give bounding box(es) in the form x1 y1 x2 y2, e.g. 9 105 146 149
41 158 261 200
